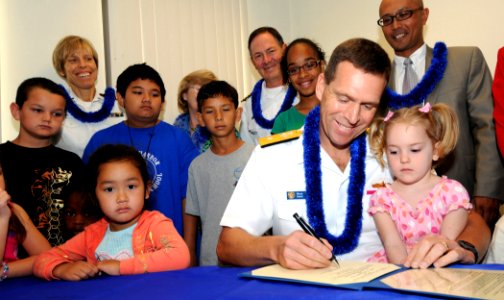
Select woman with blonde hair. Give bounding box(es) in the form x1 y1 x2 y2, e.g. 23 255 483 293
174 70 217 152
52 35 124 157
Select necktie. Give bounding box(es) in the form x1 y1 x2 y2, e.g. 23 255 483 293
402 57 418 94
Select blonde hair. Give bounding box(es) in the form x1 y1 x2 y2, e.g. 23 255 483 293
368 103 459 168
52 35 99 79
176 70 217 113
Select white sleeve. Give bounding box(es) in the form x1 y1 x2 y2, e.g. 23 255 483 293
239 100 256 145
220 146 274 236
484 216 504 263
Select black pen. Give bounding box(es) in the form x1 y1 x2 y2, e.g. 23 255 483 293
293 213 339 266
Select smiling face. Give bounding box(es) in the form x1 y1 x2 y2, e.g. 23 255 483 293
62 45 98 92
385 121 438 186
118 79 163 128
317 61 386 152
286 43 324 99
379 0 428 57
95 160 149 231
249 32 286 87
11 87 66 143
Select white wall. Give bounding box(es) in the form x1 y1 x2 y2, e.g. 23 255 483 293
1 0 503 142
0 0 106 142
245 0 292 83
254 0 504 75
106 0 250 124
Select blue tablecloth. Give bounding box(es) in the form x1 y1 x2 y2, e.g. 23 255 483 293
2 264 503 299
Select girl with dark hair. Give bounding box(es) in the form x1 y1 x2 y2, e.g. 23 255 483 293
272 38 326 134
34 144 190 281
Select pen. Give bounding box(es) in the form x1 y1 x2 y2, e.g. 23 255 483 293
293 213 339 266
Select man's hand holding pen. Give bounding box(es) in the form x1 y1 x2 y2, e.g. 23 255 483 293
274 230 335 270
293 213 339 266
269 214 336 270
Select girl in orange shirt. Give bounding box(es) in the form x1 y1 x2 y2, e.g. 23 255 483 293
34 144 190 281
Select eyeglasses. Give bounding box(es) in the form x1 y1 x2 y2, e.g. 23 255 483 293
287 60 321 76
377 7 423 27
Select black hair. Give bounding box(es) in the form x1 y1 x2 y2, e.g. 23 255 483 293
15 77 67 109
62 180 103 240
116 63 166 102
86 144 150 209
196 80 239 112
281 38 326 81
248 26 284 52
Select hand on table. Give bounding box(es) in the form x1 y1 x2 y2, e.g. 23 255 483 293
97 259 121 275
403 234 475 269
53 261 100 281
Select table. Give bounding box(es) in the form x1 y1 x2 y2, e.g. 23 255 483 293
3 264 503 299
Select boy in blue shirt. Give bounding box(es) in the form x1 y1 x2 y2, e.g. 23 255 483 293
184 81 254 265
83 63 198 234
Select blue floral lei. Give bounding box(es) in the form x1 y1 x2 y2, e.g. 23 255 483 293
303 106 366 255
385 42 447 110
251 79 296 129
62 86 116 123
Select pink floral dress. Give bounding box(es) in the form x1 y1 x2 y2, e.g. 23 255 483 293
367 176 472 263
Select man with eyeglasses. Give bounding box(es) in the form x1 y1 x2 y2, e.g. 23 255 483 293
239 27 298 146
378 0 502 260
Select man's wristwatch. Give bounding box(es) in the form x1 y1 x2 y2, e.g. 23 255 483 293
457 240 479 263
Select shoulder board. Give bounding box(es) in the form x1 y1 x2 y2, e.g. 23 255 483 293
258 129 303 148
241 93 252 103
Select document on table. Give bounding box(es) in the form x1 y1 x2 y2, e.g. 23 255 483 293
380 268 504 299
248 261 400 289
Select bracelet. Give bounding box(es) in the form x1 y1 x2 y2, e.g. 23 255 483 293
457 240 479 263
0 262 9 281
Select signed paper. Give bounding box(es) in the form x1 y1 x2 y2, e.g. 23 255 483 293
381 268 504 299
251 261 400 286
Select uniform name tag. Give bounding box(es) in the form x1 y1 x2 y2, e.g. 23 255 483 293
286 191 306 200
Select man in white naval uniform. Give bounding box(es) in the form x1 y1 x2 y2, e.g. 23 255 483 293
218 38 489 270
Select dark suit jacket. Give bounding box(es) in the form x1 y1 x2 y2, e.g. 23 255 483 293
389 46 504 201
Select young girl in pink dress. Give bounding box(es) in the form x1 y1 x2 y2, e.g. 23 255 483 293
367 103 472 265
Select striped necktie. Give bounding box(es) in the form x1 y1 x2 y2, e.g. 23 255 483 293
402 57 418 94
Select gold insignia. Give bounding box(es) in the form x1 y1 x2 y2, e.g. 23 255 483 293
372 182 386 188
258 129 303 148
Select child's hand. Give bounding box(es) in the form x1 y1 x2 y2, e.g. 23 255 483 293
0 189 12 220
97 259 120 275
53 261 100 281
